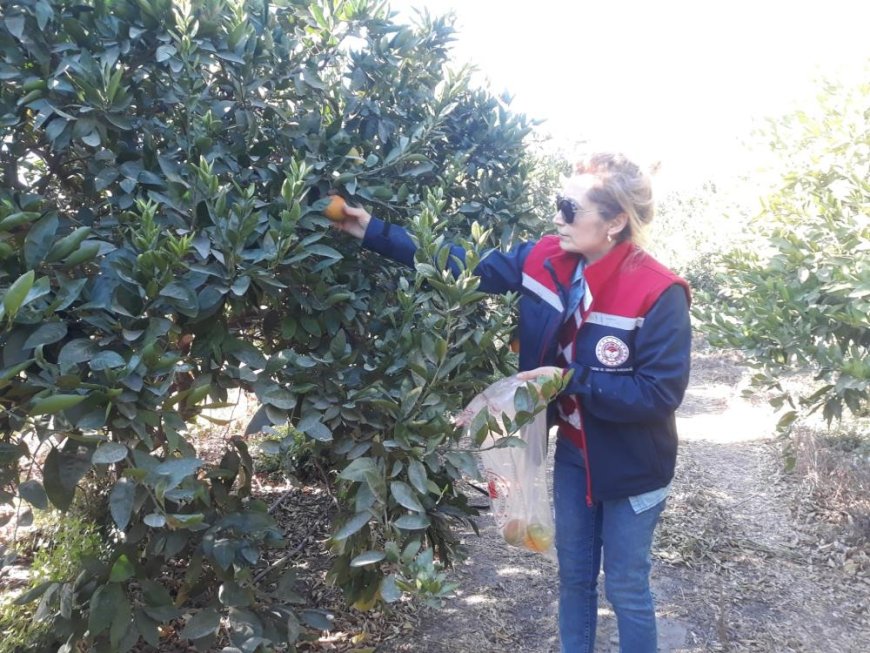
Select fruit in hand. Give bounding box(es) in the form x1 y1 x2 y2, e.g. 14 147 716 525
502 518 527 547
524 522 554 552
323 194 347 221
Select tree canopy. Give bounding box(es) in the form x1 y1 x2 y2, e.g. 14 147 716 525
0 0 559 649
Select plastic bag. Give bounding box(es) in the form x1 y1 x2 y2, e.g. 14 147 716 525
459 375 555 559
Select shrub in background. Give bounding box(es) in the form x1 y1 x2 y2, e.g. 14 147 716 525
695 73 869 427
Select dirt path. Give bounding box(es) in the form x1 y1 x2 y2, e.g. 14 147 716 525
378 346 870 653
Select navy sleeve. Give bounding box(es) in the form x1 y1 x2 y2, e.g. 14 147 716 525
361 216 533 295
562 284 692 422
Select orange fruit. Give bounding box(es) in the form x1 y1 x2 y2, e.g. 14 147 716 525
323 195 346 221
524 522 554 552
502 518 527 547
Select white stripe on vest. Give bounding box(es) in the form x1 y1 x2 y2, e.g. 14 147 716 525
585 312 645 330
521 273 563 312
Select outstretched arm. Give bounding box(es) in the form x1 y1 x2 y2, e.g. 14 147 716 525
333 204 534 295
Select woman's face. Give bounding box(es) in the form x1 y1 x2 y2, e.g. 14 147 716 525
553 174 623 262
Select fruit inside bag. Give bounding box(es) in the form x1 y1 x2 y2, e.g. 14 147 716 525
460 375 555 559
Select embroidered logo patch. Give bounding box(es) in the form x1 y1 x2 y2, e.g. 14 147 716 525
595 335 630 367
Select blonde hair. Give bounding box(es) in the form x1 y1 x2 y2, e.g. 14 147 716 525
574 153 656 248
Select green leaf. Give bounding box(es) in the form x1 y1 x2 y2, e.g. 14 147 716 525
167 513 205 529
159 281 198 310
110 594 132 649
212 539 236 570
469 408 490 447
333 511 371 541
0 211 40 231
88 583 124 636
93 442 128 465
2 270 35 319
46 226 91 262
13 581 55 605
5 15 25 40
51 278 87 311
402 161 434 177
19 479 48 509
514 384 535 414
152 457 204 490
62 241 100 267
286 611 301 643
390 481 424 512
58 338 99 371
297 413 332 442
338 457 376 482
299 609 333 631
306 244 343 259
218 581 252 608
350 550 385 567
23 214 58 268
23 322 68 349
0 442 27 466
156 44 176 62
89 351 126 371
225 339 267 369
445 451 482 480
42 447 91 511
180 607 221 641
109 478 135 530
0 360 33 382
29 394 86 415
407 459 428 495
329 329 347 358
380 574 401 603
95 167 119 191
109 554 135 582
393 514 430 530
144 513 166 528
776 410 799 430
255 383 296 410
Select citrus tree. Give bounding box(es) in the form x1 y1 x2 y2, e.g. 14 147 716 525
0 0 557 649
695 74 870 427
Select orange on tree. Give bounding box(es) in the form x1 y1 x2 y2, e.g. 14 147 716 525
323 194 347 221
524 522 554 552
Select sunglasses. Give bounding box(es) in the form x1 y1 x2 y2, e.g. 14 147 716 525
556 194 582 223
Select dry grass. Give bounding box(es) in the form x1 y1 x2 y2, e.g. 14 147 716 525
789 420 870 571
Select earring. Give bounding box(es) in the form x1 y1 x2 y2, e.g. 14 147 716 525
607 233 613 243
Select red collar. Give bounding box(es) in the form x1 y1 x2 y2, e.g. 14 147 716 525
583 241 637 294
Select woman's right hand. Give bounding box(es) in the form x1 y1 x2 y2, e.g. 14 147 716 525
333 203 371 240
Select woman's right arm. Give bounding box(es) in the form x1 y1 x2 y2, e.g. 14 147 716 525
335 204 532 295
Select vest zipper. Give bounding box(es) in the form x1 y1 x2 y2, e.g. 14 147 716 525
544 258 595 505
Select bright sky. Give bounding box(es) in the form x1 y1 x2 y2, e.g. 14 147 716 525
390 0 870 189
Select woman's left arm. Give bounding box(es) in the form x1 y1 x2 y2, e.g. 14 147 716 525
522 285 691 422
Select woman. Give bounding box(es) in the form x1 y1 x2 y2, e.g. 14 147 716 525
335 152 691 653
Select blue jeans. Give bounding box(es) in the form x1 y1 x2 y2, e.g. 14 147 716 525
553 438 665 653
